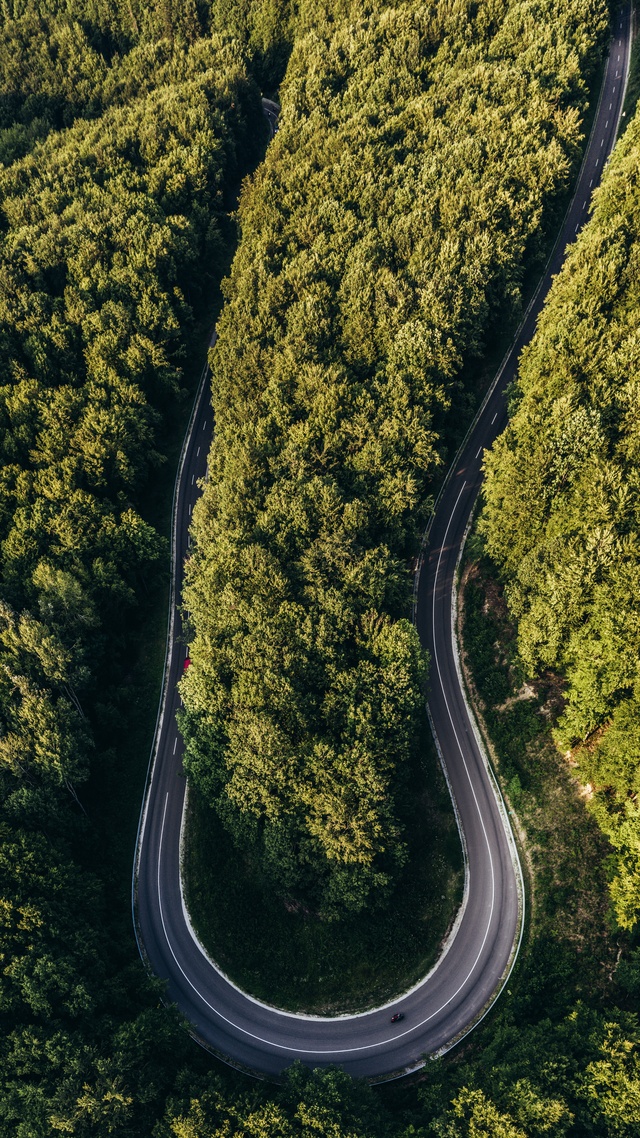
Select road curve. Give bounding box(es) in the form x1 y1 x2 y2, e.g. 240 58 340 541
133 11 633 1081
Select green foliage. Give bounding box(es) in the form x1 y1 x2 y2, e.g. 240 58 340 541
0 2 229 162
0 16 264 1135
480 99 640 930
156 1065 393 1138
621 2 640 127
181 0 608 917
579 694 640 930
460 561 616 1009
421 555 640 1133
1 1 638 1134
182 753 462 1011
443 540 640 1138
210 0 295 89
417 1006 640 1138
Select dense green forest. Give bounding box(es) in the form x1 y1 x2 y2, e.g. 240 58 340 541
181 0 609 916
0 1 228 163
1 0 639 1133
0 5 266 1130
481 91 640 935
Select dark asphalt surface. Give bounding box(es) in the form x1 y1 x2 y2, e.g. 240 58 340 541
133 8 633 1080
262 97 280 139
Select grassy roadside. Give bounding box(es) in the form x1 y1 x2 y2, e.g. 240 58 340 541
375 538 627 1116
184 743 463 1015
456 542 620 1013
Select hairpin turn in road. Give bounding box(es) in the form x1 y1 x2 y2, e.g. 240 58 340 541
133 10 633 1080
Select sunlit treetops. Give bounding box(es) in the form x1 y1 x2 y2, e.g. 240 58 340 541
481 99 640 932
180 0 609 917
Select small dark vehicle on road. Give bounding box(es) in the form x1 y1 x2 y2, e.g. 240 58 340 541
390 1013 404 1023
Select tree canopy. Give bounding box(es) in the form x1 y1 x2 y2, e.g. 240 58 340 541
1 0 639 1132
0 1 226 162
481 99 640 931
180 0 608 916
0 13 265 1132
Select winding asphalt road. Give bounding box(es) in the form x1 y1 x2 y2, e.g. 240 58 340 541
133 10 633 1080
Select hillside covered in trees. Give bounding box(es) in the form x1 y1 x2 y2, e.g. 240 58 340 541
1 0 640 1133
181 0 609 917
0 5 267 1130
481 94 640 935
0 0 235 162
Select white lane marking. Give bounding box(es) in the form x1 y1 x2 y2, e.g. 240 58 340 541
595 158 599 166
428 482 498 989
610 103 613 111
196 447 200 457
202 420 207 430
173 738 177 755
491 413 497 425
191 475 194 485
583 201 587 210
589 179 593 187
605 121 609 129
613 86 616 93
475 447 482 459
575 224 579 233
156 496 501 1057
601 139 605 146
